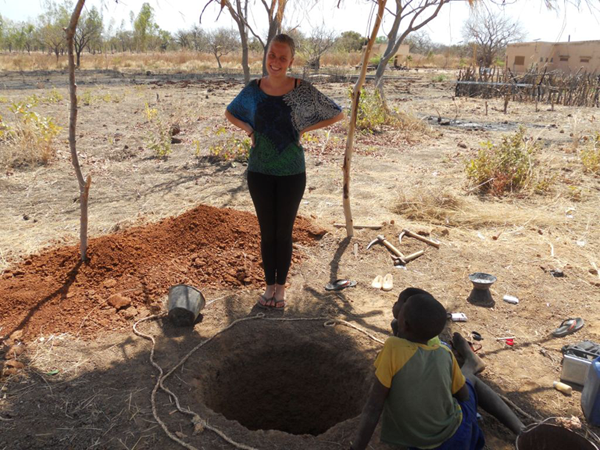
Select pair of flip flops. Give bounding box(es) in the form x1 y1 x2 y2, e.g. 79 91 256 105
552 317 584 337
325 279 357 291
257 294 285 310
372 274 393 291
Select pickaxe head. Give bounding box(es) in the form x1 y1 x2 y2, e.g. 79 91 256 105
366 235 385 251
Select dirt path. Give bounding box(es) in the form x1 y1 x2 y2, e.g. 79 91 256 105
1 69 599 450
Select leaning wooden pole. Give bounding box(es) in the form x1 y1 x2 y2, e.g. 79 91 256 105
65 0 91 262
342 0 387 237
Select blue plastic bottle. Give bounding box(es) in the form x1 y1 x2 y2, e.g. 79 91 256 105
581 355 600 426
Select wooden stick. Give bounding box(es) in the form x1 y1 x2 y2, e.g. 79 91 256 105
402 229 441 248
403 250 425 262
342 0 387 237
333 223 382 230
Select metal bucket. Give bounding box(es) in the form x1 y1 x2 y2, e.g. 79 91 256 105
167 284 205 327
516 423 599 450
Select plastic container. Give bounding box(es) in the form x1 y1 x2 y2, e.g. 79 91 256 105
553 381 572 396
167 284 205 327
581 356 600 426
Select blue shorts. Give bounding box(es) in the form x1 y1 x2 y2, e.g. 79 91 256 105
410 379 485 450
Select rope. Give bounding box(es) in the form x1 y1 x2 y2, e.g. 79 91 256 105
132 313 386 450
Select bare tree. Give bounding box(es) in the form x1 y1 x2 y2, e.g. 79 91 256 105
343 0 387 237
462 8 526 67
207 28 239 69
39 1 71 63
66 0 91 262
374 0 449 103
201 0 252 83
202 0 289 79
73 6 103 66
301 24 336 69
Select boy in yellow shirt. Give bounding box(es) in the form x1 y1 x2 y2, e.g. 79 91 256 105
350 294 524 450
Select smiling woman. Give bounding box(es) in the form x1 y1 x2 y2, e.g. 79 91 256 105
224 33 344 310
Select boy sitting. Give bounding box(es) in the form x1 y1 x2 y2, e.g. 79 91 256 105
350 294 524 450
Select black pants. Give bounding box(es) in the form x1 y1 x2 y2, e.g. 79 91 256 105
247 171 306 285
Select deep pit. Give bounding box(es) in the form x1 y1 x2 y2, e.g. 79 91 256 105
188 321 378 436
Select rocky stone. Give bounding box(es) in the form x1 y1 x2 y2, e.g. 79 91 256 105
5 360 25 369
6 345 25 359
108 294 131 310
121 307 138 320
103 279 117 288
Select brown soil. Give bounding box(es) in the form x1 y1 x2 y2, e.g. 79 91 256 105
1 68 599 450
0 204 324 341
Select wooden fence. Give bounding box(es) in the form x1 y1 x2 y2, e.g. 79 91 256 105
455 66 600 108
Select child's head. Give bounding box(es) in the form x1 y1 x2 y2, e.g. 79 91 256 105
393 287 431 320
398 294 447 343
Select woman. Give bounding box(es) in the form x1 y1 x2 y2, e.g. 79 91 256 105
225 34 344 309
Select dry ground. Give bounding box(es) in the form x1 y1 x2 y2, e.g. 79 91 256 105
0 68 599 450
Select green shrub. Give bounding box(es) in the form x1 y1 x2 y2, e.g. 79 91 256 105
580 132 600 174
207 127 250 162
369 56 381 66
352 87 386 132
465 127 542 195
432 74 447 82
144 102 171 159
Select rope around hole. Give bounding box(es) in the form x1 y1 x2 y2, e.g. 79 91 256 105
132 313 386 450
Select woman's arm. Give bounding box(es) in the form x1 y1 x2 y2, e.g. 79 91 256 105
350 376 389 450
225 110 254 136
300 111 344 136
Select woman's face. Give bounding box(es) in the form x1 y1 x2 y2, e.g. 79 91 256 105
266 41 294 78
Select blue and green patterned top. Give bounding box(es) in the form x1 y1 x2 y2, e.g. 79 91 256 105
226 79 342 176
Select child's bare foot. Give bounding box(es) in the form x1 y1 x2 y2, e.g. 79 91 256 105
452 332 486 375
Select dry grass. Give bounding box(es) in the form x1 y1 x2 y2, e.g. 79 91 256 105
393 186 560 230
0 107 62 169
0 51 266 73
0 50 461 73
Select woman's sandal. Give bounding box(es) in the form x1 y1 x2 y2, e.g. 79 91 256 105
257 294 285 310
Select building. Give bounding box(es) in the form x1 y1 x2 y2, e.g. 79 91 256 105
363 43 410 67
506 40 600 73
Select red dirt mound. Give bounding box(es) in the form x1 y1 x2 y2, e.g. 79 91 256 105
0 204 325 341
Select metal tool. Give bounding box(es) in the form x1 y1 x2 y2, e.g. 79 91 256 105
399 229 441 248
367 235 407 264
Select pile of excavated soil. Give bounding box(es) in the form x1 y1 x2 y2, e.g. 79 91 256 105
0 204 325 341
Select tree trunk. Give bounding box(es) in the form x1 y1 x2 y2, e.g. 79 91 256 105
343 0 387 237
76 50 81 68
66 0 90 262
262 25 278 76
374 0 447 104
236 0 250 85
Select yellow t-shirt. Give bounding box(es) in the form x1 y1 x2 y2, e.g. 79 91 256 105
374 336 465 449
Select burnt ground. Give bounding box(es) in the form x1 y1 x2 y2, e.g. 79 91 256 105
0 68 599 450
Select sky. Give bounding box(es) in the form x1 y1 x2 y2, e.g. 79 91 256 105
1 0 599 45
